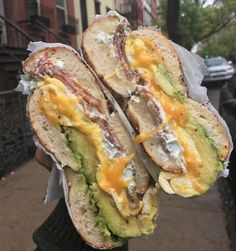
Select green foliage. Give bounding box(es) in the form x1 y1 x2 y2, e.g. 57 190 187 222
156 0 236 54
179 0 206 49
199 24 236 61
156 0 167 32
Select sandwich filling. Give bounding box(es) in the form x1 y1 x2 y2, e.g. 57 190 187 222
32 70 158 239
38 77 142 218
124 35 224 197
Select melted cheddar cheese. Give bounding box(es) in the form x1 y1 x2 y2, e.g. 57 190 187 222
125 35 203 194
38 77 138 217
135 121 168 144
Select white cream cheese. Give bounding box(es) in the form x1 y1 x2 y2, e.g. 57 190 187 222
55 59 65 68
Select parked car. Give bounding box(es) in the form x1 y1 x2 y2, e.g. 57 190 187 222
204 57 235 83
219 74 236 201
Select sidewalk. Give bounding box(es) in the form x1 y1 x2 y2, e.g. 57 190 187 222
130 183 231 251
0 159 231 251
0 160 56 251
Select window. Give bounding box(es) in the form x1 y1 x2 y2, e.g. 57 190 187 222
80 0 88 31
56 0 67 31
95 0 100 14
205 58 228 67
25 0 38 19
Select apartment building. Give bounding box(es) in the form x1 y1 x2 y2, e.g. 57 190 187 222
0 0 78 176
1 0 77 48
115 0 157 28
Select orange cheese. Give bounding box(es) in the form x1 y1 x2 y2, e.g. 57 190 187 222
97 154 134 195
173 124 200 177
154 90 188 127
125 36 201 182
135 121 168 144
38 77 136 216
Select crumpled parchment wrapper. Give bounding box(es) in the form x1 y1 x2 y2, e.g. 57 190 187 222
16 37 233 203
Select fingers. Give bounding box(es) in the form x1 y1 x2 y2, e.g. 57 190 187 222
35 148 53 171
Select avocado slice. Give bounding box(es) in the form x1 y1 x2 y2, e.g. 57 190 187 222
154 65 175 96
65 128 98 183
185 117 223 191
64 128 157 239
92 184 157 238
161 116 223 197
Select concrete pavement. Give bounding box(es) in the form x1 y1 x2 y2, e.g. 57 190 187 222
0 160 56 251
0 159 231 251
129 184 231 251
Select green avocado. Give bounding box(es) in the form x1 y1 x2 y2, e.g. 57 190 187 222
185 116 223 192
154 65 175 96
65 128 98 183
154 65 187 103
64 128 157 239
92 184 157 238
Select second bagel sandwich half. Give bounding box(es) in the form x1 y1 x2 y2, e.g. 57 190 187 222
82 12 231 198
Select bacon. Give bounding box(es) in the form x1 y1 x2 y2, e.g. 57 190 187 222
54 71 102 113
31 53 125 154
114 22 138 82
31 54 104 114
98 118 124 152
55 70 78 93
147 99 163 125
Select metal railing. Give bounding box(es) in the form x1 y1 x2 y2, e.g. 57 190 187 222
0 16 35 176
0 90 35 177
23 2 76 43
0 15 33 48
33 18 70 44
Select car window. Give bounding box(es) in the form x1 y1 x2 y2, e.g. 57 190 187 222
205 58 228 67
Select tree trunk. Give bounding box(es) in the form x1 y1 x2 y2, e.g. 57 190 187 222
166 0 182 45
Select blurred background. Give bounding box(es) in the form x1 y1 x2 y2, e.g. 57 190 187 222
0 0 236 250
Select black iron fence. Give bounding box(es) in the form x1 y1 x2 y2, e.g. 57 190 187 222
0 90 35 177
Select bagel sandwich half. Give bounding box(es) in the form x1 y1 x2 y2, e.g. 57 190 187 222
22 45 159 249
82 12 231 197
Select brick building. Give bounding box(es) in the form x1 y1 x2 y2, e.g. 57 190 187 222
0 0 79 177
115 0 157 28
2 0 77 48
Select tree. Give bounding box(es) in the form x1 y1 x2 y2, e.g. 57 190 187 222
199 24 236 62
166 0 182 44
156 0 236 51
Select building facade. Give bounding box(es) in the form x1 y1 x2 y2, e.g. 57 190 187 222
143 0 157 26
0 0 78 177
115 0 157 28
2 0 77 48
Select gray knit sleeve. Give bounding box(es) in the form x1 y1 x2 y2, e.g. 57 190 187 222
33 199 128 251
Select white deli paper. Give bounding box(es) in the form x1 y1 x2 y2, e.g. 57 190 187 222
174 43 233 176
16 37 233 204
